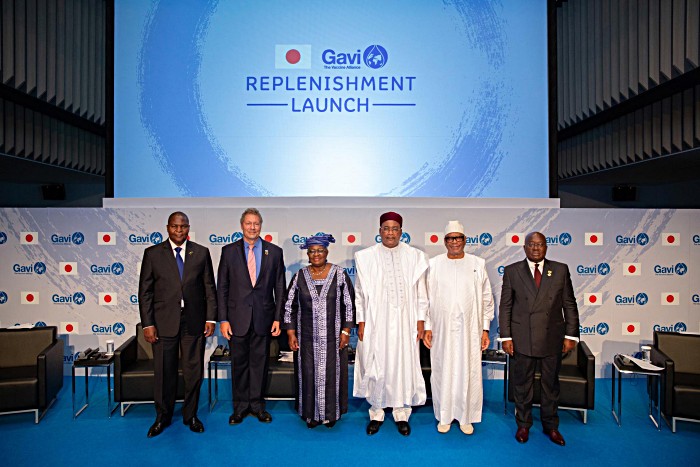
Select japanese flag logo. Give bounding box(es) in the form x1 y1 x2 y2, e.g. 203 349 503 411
98 232 116 245
585 232 603 246
21 291 40 304
21 232 39 245
61 322 80 334
59 262 78 275
275 44 312 69
621 322 640 335
623 263 641 276
662 233 680 246
506 233 524 246
661 292 679 306
424 232 442 246
262 232 278 245
342 232 362 246
99 293 117 306
584 293 602 306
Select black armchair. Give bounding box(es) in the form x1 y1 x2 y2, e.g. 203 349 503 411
0 326 64 423
113 323 185 415
508 340 595 423
650 331 700 432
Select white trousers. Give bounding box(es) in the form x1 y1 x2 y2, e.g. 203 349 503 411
369 405 412 422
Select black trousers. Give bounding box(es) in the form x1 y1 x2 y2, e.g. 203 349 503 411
231 323 270 415
512 351 562 431
152 314 204 423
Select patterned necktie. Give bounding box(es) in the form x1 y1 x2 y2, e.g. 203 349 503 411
175 247 184 280
534 262 542 288
248 243 256 286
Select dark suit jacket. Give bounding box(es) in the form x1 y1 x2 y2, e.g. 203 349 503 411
499 258 579 357
138 241 217 337
217 239 286 337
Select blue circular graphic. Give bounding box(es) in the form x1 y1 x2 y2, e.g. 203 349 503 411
0 291 7 304
71 232 85 245
363 45 388 69
232 232 243 242
674 263 687 275
150 232 163 244
636 233 649 245
35 321 47 327
479 233 493 246
635 293 648 306
559 233 572 246
596 322 609 335
113 322 126 336
33 262 47 275
674 322 687 332
73 292 86 305
400 232 411 244
0 232 7 244
111 262 125 275
597 263 610 275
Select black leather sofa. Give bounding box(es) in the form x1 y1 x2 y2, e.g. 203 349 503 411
506 340 595 423
113 323 185 415
0 326 64 423
651 331 700 432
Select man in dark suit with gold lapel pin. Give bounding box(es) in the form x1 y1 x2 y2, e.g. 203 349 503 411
217 208 286 425
138 211 217 437
499 231 579 446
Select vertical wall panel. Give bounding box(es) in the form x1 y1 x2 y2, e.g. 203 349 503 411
2 0 15 85
595 0 604 111
696 84 700 145
26 0 37 95
628 0 639 96
47 0 56 103
660 0 673 80
672 0 686 75
73 0 82 117
649 0 660 86
619 0 630 100
87 0 95 121
56 0 65 107
682 88 694 148
64 0 74 112
687 0 699 67
602 0 612 108
24 108 34 159
671 92 683 151
15 104 25 156
638 0 649 92
643 105 652 158
80 0 88 118
652 100 662 156
14 0 26 90
36 0 46 99
610 1 620 104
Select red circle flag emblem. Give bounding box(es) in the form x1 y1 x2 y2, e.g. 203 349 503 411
347 234 356 243
666 294 674 303
590 235 598 243
64 264 73 273
286 49 301 64
264 234 273 242
103 234 111 243
66 324 74 332
627 324 635 333
667 235 675 244
430 234 439 243
589 295 597 304
511 235 519 243
25 234 34 243
628 265 636 274
104 294 112 303
26 293 34 302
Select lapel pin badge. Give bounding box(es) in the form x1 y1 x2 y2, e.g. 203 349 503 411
547 270 552 276
188 250 193 256
264 249 269 256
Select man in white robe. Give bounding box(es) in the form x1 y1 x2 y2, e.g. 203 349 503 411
353 211 429 436
423 220 494 434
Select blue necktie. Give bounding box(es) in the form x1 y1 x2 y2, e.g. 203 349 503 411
175 247 184 279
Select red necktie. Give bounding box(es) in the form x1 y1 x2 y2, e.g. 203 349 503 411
534 263 542 288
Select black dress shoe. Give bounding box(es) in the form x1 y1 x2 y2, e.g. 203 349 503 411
544 429 566 446
229 412 247 425
515 426 530 443
184 417 205 433
253 410 272 423
147 420 170 438
397 421 411 436
325 421 336 429
366 420 382 435
306 420 319 429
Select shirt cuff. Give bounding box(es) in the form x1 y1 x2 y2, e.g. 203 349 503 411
499 337 512 341
206 320 216 324
565 335 579 342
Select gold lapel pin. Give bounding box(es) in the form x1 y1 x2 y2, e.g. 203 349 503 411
188 251 193 256
547 270 552 276
264 249 269 256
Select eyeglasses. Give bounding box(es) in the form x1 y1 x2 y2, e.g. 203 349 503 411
381 226 401 233
445 235 465 243
168 224 189 231
526 242 546 248
307 249 327 255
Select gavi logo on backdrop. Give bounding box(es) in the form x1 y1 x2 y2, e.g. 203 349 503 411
615 292 648 306
576 263 610 276
615 233 649 245
92 322 126 336
653 262 687 276
90 262 125 276
13 261 47 275
128 232 163 245
580 322 609 336
209 232 242 245
653 322 687 332
545 232 572 246
52 292 86 305
51 232 84 245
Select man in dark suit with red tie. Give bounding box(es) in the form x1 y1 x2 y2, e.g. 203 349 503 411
217 208 286 424
499 231 580 446
138 212 217 437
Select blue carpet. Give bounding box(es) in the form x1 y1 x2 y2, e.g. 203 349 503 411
1 376 696 466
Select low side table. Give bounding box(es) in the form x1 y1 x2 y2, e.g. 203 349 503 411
208 352 232 412
482 349 509 415
72 353 118 419
611 354 663 430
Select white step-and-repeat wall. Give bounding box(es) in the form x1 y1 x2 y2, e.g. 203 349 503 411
1 198 698 378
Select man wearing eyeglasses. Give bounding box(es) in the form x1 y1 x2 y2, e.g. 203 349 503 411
138 211 218 438
499 231 579 446
423 221 494 435
353 211 429 436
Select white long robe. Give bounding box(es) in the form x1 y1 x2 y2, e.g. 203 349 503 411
353 242 429 409
426 253 494 425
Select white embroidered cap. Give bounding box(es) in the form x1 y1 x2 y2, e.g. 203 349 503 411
444 220 465 236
